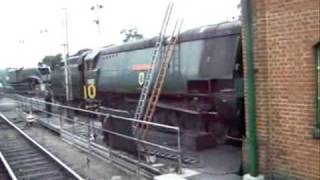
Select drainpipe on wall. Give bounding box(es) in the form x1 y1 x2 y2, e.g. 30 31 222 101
314 42 320 139
242 0 265 180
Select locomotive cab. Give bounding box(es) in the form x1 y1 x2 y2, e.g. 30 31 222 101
81 50 101 103
38 64 51 85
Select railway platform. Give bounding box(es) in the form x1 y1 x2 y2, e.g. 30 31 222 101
0 95 241 180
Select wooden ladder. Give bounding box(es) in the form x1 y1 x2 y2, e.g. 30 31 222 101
138 20 183 140
133 3 174 121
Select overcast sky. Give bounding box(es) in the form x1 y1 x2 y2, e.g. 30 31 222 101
0 0 240 68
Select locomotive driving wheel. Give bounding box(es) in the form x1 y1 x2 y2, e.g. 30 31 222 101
209 121 229 145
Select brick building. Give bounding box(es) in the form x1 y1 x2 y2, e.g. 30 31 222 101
242 0 320 179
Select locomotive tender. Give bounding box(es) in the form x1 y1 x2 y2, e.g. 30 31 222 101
51 21 244 143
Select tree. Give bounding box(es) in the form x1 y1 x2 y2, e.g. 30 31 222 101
120 28 144 42
40 54 63 70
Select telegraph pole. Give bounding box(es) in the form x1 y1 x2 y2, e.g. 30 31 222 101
90 4 103 47
62 8 72 102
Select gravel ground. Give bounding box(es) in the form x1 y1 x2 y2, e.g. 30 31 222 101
0 97 143 180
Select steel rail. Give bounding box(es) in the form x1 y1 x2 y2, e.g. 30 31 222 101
0 113 84 180
0 152 18 180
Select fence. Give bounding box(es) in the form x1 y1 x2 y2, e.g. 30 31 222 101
5 93 183 177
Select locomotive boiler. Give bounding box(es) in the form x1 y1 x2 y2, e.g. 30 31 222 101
5 66 51 94
51 21 244 144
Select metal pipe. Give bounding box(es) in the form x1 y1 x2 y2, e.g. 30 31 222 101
314 43 320 139
243 0 259 176
83 120 180 153
12 95 179 131
316 43 320 129
13 96 180 152
10 94 183 173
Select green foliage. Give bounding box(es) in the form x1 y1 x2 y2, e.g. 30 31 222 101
40 54 63 70
121 28 144 42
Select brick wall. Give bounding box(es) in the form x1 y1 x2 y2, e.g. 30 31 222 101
242 0 320 179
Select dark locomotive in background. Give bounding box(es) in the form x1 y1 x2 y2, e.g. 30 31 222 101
4 21 244 146
3 66 50 94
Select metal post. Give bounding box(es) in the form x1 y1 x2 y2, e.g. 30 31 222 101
177 128 182 174
316 43 320 129
243 0 259 177
107 117 113 161
59 109 63 134
95 4 101 47
62 8 72 102
73 117 76 135
314 43 320 138
47 101 49 124
91 4 103 47
88 120 92 154
137 137 142 177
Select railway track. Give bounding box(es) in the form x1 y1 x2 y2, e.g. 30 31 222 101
0 113 83 180
2 95 186 178
0 153 12 180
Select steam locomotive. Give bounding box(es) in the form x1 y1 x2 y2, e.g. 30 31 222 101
51 21 244 144
5 66 50 94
